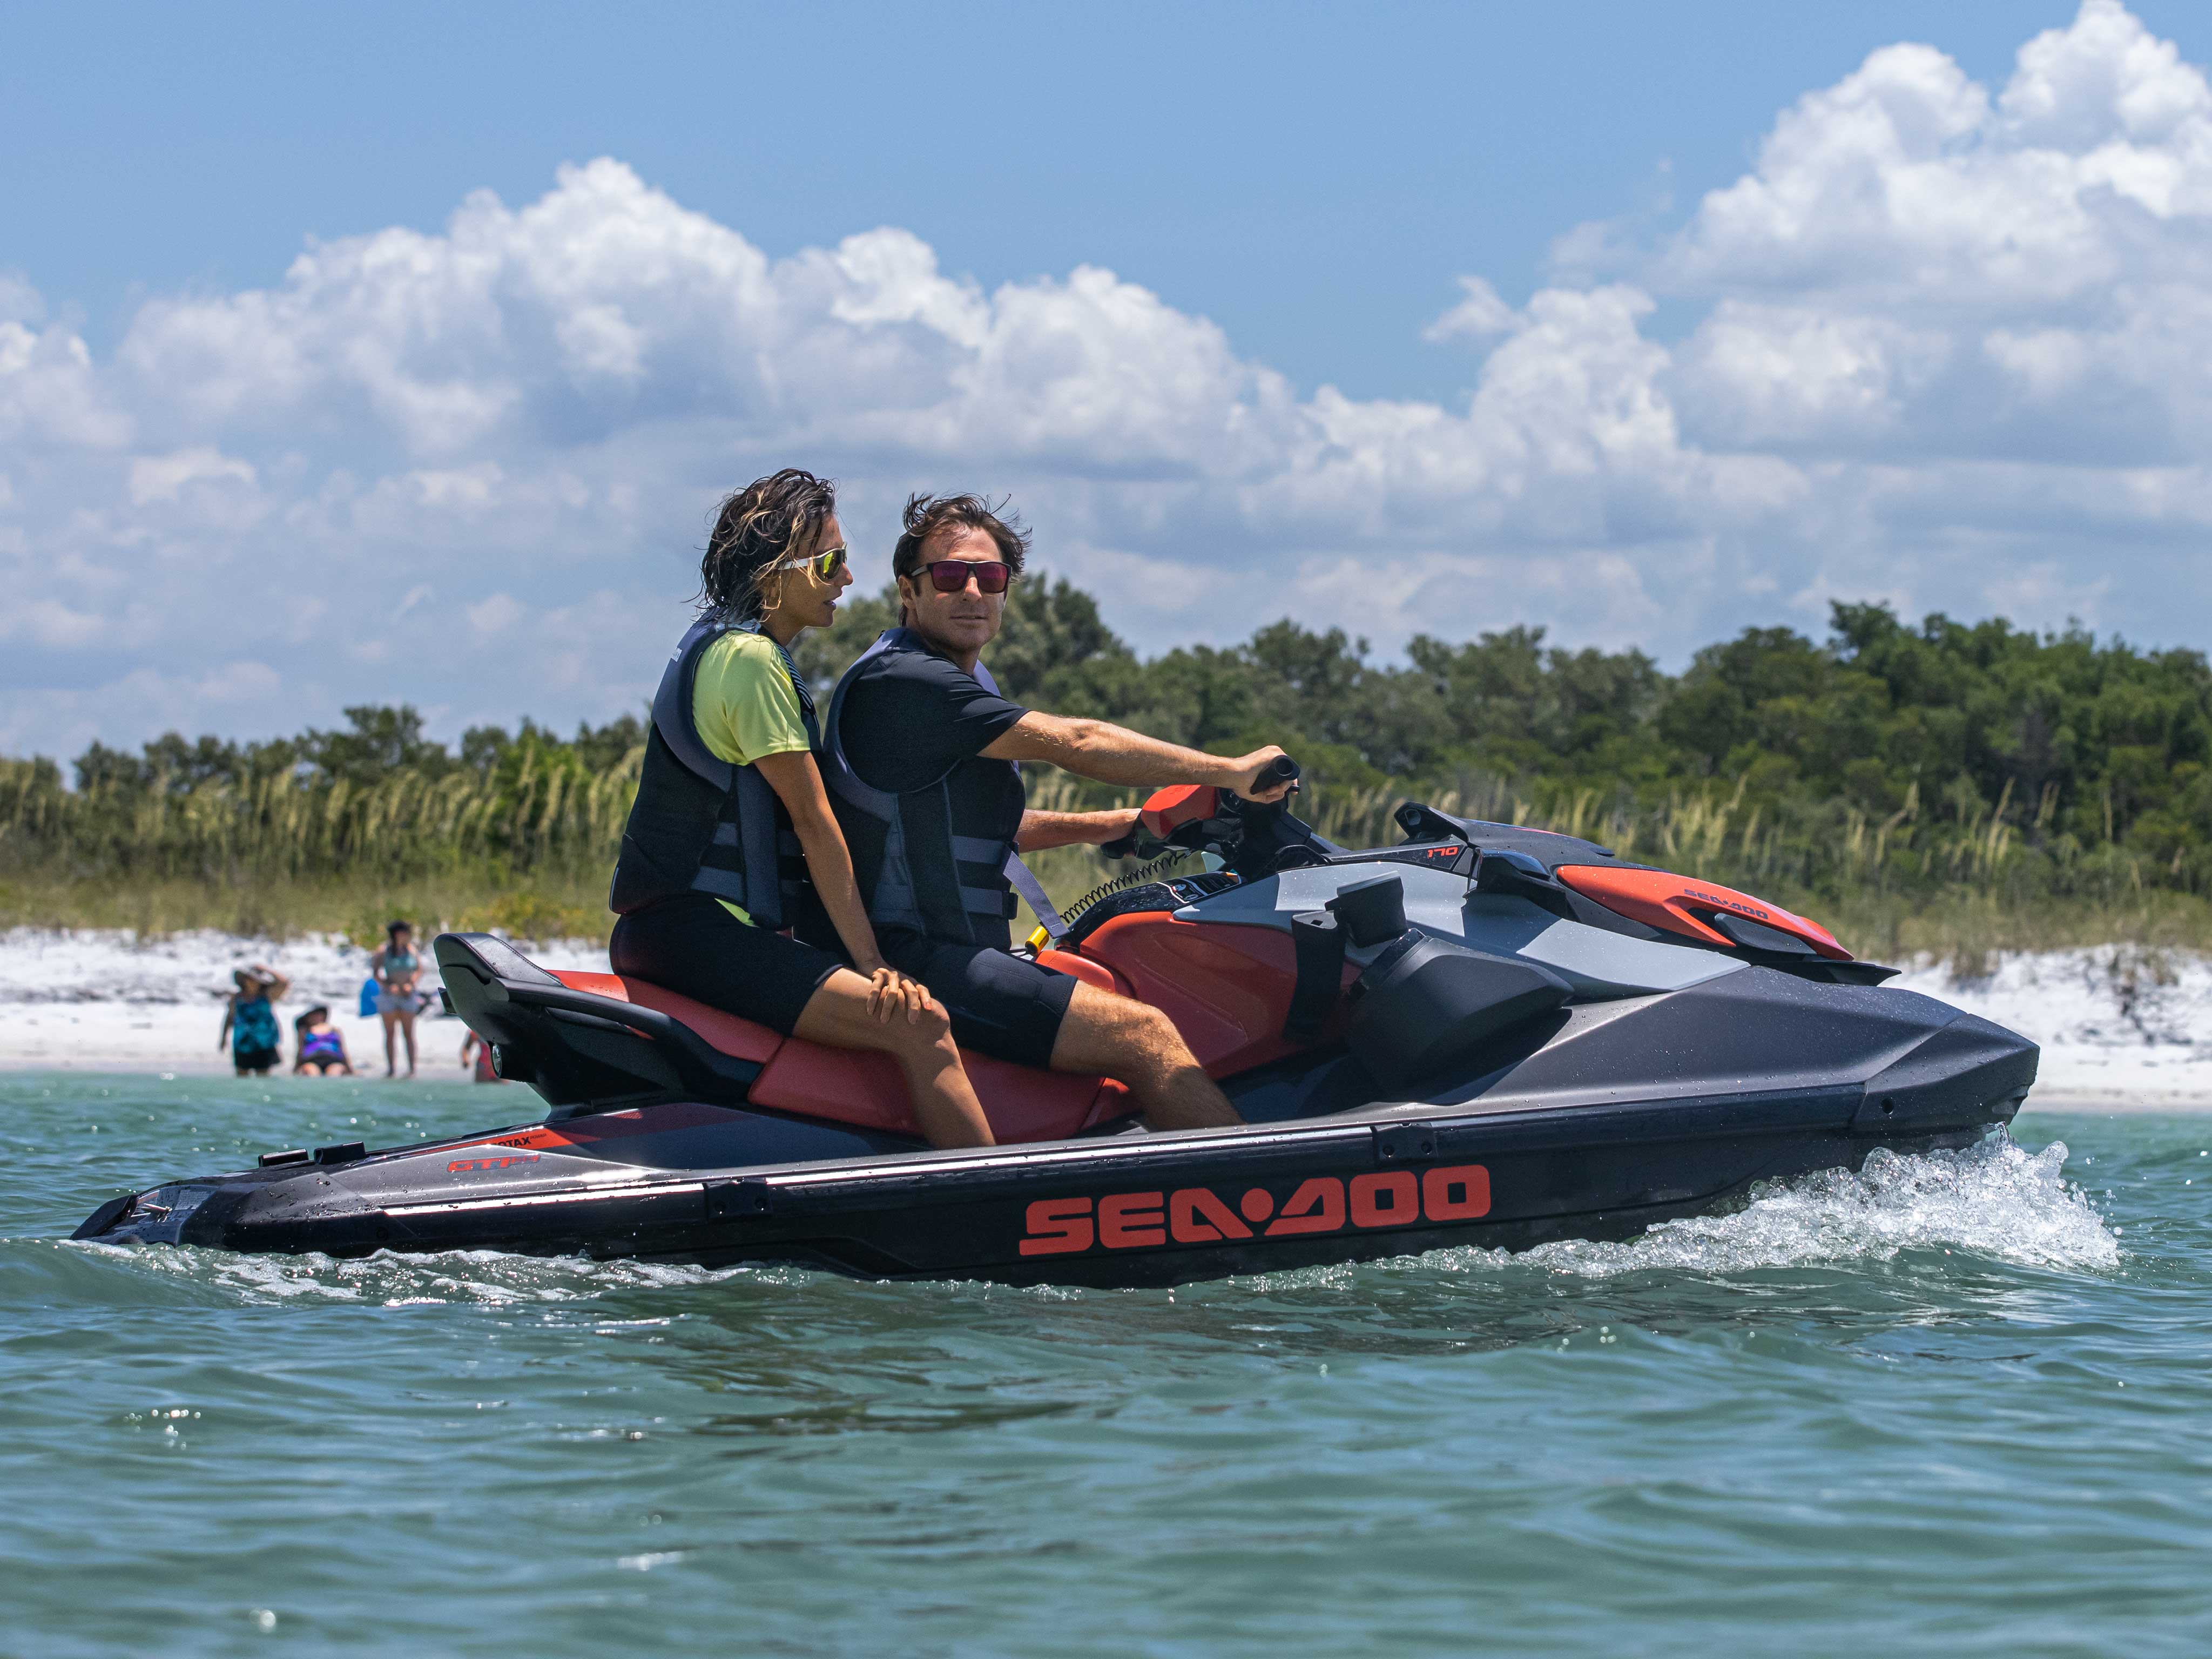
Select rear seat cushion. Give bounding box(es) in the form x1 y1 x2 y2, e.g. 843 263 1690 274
552 970 781 1063
549 969 1135 1143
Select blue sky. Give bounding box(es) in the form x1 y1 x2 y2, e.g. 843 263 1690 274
15 1 2193 399
6 2 2212 752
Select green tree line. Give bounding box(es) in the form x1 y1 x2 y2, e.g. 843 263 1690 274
4 575 2207 937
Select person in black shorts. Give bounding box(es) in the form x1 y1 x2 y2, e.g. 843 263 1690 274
818 494 1295 1132
219 966 289 1075
605 470 995 1149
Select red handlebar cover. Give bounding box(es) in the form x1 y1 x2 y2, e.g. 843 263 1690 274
1140 784 1219 839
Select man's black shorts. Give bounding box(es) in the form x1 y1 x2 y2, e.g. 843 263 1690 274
879 932 1077 1070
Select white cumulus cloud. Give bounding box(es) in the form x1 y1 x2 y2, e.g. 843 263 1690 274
6 2 2212 762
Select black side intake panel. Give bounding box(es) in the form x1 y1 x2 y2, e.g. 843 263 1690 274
1346 933 1572 1091
1325 874 1407 946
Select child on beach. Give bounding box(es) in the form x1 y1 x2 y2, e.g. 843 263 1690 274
218 966 291 1075
293 1007 354 1076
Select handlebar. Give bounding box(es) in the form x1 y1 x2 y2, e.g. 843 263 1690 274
1103 756 1302 859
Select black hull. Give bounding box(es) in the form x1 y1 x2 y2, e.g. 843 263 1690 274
75 1083 2020 1289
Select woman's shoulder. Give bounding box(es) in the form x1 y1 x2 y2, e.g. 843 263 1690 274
702 628 788 672
698 629 800 703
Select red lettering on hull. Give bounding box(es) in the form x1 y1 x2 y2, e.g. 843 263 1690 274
446 1153 542 1174
1021 1165 1492 1256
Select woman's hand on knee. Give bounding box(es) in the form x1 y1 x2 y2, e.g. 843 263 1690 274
862 965 939 1027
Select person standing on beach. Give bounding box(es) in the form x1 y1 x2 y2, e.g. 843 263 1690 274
218 966 290 1076
368 920 423 1079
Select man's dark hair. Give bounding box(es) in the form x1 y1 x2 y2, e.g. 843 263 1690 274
700 469 839 621
891 493 1030 585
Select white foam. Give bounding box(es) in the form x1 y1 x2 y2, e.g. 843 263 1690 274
103 1242 765 1306
1427 1133 2120 1279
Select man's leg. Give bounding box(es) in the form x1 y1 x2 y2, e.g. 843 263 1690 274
882 937 1244 1133
1048 981 1242 1132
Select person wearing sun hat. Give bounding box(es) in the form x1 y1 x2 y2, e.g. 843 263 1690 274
218 965 291 1076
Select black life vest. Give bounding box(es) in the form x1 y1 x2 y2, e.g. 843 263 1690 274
608 619 820 927
820 628 1063 947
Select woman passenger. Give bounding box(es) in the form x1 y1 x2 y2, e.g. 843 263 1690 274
606 469 995 1148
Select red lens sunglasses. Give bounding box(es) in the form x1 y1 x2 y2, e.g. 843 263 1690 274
917 559 1011 594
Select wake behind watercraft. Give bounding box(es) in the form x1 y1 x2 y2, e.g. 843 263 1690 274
77 773 2038 1287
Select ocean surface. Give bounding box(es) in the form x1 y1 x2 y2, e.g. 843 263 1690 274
4 1071 2207 1657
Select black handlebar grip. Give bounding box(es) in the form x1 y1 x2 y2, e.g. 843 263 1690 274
1100 833 1138 859
1262 756 1300 786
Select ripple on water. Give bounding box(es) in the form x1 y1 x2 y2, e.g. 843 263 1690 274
9 1074 2210 1656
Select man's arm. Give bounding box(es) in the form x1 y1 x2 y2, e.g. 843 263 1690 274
1015 807 1140 854
983 713 1293 802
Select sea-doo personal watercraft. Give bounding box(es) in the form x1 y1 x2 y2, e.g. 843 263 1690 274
78 771 2038 1287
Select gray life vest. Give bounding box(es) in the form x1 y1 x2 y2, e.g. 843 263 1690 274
820 629 1067 946
607 618 820 927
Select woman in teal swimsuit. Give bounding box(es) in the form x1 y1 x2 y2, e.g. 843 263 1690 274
219 966 290 1075
368 920 423 1079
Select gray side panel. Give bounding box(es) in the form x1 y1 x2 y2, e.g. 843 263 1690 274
1178 865 1744 999
1407 969 2011 1116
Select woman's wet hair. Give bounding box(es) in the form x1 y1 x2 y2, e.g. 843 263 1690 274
699 469 839 622
387 920 412 939
892 493 1030 585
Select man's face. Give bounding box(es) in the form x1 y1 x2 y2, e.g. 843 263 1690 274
899 525 1007 659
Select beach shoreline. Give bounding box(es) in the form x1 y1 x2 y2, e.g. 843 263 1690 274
3 928 2208 1109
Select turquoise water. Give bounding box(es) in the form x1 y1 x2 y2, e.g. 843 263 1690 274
4 1071 2207 1656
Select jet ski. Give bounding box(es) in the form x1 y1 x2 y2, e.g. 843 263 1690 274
76 767 2038 1288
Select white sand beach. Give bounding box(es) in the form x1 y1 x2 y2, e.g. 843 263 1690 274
0 926 2206 1107
0 928 610 1080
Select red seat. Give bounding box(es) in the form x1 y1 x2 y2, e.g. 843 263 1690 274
1078 914 1359 1077
553 970 781 1062
549 970 1133 1144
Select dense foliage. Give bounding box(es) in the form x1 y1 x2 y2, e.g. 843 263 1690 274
6 574 2208 930
800 578 2212 902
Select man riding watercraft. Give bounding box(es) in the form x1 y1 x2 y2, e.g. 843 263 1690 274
606 470 996 1149
815 494 1297 1132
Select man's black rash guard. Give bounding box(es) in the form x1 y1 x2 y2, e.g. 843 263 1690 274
836 640 1031 950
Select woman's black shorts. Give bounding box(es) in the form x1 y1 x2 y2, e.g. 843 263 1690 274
609 893 844 1036
233 1047 279 1075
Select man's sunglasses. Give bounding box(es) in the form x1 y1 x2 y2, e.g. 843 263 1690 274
913 559 1012 595
767 544 848 582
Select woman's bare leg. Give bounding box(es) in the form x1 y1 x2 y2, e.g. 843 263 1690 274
793 969 994 1149
381 1012 399 1076
399 1011 417 1077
